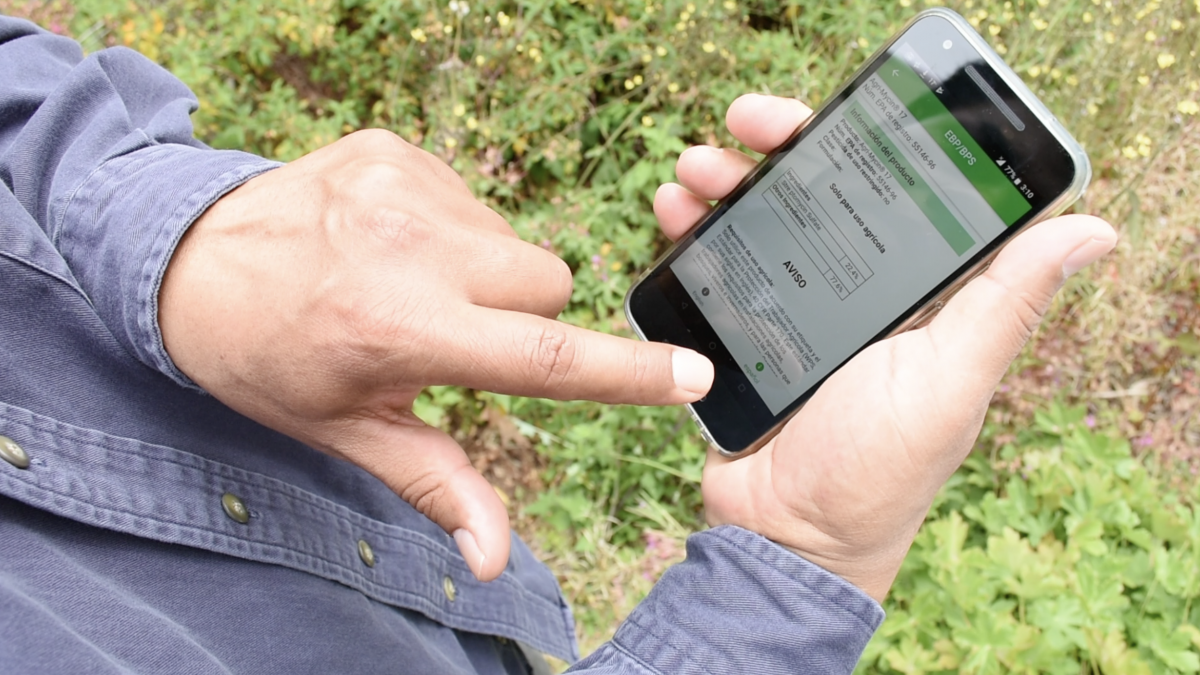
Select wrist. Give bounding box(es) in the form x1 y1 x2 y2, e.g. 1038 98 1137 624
772 541 907 604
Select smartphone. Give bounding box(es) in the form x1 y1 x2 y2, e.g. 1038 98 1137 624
624 8 1091 457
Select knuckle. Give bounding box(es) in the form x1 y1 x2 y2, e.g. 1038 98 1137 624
345 128 407 153
628 343 654 388
979 275 1051 344
407 479 447 523
1006 287 1051 339
363 206 436 250
525 324 578 390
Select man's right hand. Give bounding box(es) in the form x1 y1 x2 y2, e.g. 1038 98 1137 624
159 130 715 582
657 94 1117 604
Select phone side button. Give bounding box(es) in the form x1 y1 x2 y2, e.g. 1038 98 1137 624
688 409 718 446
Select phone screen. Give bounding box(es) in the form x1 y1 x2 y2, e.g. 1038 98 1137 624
627 13 1084 453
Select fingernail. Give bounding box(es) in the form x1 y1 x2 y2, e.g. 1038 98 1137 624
672 349 714 396
1062 236 1117 278
453 528 487 579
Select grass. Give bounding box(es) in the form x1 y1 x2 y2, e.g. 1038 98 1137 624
4 0 1198 668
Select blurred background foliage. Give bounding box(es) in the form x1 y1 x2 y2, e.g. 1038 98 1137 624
5 0 1199 671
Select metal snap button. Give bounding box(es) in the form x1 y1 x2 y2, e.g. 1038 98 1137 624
221 492 250 524
442 575 457 602
358 539 376 567
0 436 30 469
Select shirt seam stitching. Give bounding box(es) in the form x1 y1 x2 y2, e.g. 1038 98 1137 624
49 129 155 250
136 154 280 387
0 473 559 653
0 404 563 616
617 613 715 675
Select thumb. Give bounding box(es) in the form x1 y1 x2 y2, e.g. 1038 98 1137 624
927 214 1117 387
338 415 511 582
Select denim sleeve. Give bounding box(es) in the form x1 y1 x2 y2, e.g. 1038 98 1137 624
568 526 885 675
0 16 280 388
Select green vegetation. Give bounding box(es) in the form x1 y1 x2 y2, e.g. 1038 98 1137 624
7 0 1198 670
868 403 1200 674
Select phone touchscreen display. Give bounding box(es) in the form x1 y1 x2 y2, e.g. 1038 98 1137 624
668 41 1034 414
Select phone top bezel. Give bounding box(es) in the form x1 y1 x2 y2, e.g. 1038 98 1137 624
624 7 1091 457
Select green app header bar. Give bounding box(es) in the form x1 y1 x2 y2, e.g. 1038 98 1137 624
843 103 975 255
882 53 1031 227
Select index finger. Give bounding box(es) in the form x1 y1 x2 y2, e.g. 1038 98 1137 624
425 306 714 404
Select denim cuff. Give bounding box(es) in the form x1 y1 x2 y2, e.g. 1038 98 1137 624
595 525 885 674
55 142 280 390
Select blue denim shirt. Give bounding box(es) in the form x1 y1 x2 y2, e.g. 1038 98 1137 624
0 16 884 674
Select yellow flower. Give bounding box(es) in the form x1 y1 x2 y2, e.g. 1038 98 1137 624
1033 18 1048 30
656 45 668 56
625 79 635 90
857 36 869 48
610 261 624 272
723 0 736 10
667 82 680 93
410 28 427 43
444 137 458 149
1137 74 1150 86
641 115 654 127
497 12 510 27
1104 31 1115 44
1028 65 1042 77
466 116 478 130
1121 146 1139 159
900 0 911 6
642 53 653 63
443 24 453 35
600 243 613 255
1082 11 1093 23
634 74 644 85
453 103 466 117
1157 53 1175 69
1179 100 1200 115
1086 102 1099 116
475 55 486 66
1145 30 1157 42
702 41 715 53
989 24 1001 36
1171 19 1184 31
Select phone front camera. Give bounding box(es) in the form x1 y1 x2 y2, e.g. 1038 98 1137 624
943 40 953 49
